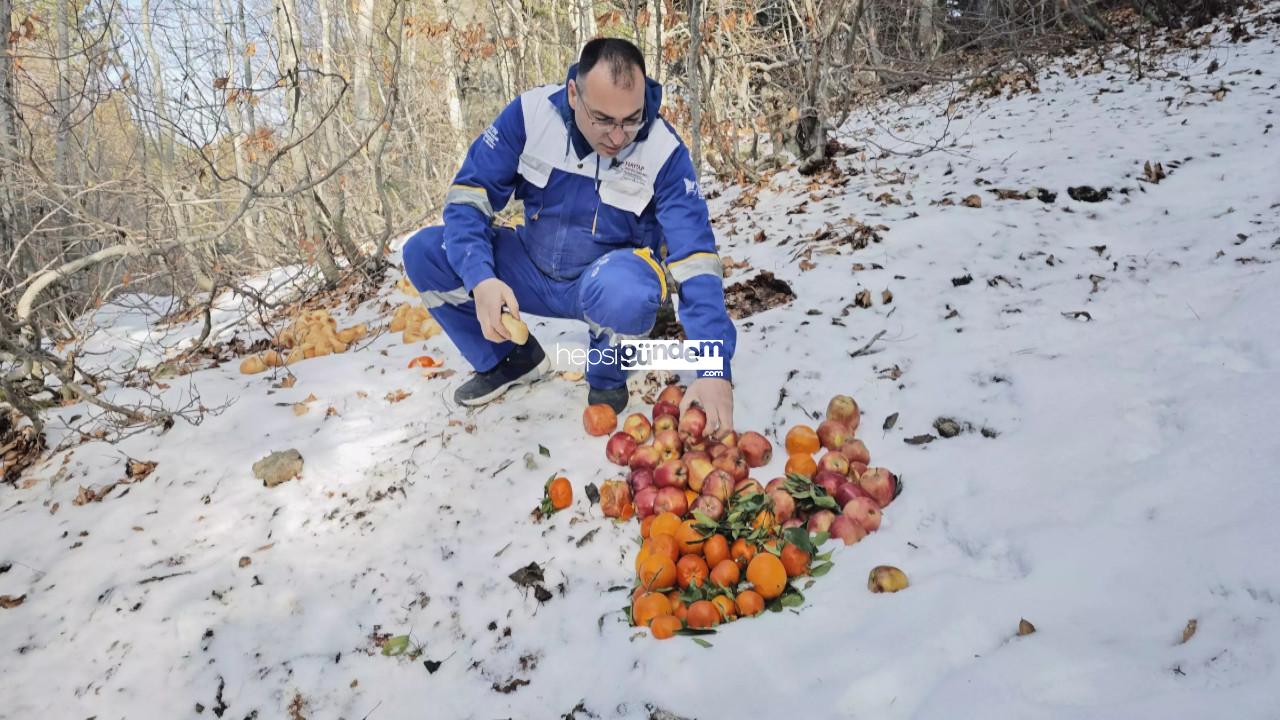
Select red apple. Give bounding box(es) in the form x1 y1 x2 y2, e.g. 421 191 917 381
781 518 805 530
738 431 773 468
685 455 715 493
685 439 708 454
652 400 680 422
814 469 845 497
658 384 684 407
817 420 853 451
583 404 618 436
719 431 738 448
734 478 764 499
817 450 851 476
629 445 661 472
654 459 689 490
839 439 871 466
842 496 882 533
765 476 789 493
807 509 837 534
708 443 729 460
606 431 638 466
653 486 688 517
683 449 710 464
835 481 873 508
826 394 860 432
858 467 898 507
653 414 677 434
849 461 868 479
629 467 655 494
634 486 658 519
679 405 707 445
713 447 749 482
701 470 734 504
653 430 682 462
768 489 796 523
830 515 868 545
622 413 652 443
690 495 725 522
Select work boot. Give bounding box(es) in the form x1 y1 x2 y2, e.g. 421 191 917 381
587 385 629 414
454 336 550 407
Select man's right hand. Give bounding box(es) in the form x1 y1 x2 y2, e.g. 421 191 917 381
473 277 521 343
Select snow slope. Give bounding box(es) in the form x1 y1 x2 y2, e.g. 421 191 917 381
2 6 1279 719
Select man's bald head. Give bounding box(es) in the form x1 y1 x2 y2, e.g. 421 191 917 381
577 38 646 89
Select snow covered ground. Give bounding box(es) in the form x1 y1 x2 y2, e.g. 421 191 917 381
3 6 1279 719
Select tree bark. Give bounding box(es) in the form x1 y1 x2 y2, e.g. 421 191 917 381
917 0 941 60
688 0 702 174
0 0 23 286
353 0 376 127
273 0 341 286
440 24 468 168
213 0 266 267
141 0 214 292
318 0 364 269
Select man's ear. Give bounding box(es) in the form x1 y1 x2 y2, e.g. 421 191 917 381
567 79 578 110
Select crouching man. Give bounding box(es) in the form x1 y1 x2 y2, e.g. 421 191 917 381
401 37 737 438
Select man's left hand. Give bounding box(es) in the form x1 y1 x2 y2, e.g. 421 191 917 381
681 377 734 440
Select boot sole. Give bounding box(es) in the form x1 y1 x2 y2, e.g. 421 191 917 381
455 356 552 407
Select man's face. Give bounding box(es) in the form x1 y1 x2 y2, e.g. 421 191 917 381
568 65 646 159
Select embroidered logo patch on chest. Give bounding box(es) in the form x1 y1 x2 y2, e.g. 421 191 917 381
616 159 647 185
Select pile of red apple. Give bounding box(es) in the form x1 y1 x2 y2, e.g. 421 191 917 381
584 385 901 546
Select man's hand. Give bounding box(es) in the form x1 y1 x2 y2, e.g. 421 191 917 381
473 277 520 343
681 377 734 440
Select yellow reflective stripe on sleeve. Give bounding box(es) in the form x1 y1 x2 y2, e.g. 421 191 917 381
632 247 669 303
667 252 722 284
444 184 494 217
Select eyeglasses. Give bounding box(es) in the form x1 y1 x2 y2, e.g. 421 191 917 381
577 88 644 135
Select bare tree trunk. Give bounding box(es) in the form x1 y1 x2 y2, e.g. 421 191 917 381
688 0 702 174
647 0 661 81
917 0 942 60
273 0 341 286
353 0 375 127
317 0 365 269
54 0 70 190
503 0 528 92
570 0 597 48
441 28 468 167
214 0 266 267
861 0 886 83
141 0 214 292
0 0 24 287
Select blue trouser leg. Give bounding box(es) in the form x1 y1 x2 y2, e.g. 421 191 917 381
576 249 665 390
400 225 569 373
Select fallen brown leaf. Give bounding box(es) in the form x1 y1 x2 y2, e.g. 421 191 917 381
1180 618 1197 644
385 389 412 403
125 459 157 482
